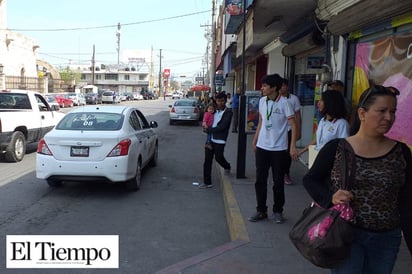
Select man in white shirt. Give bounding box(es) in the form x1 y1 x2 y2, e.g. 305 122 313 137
249 74 298 224
280 78 301 185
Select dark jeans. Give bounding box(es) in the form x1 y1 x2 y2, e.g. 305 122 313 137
203 142 231 185
332 227 401 274
284 130 292 175
232 107 239 131
255 147 287 213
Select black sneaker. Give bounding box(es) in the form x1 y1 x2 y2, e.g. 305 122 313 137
248 212 268 222
273 212 284 224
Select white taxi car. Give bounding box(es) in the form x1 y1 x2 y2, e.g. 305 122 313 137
36 105 158 191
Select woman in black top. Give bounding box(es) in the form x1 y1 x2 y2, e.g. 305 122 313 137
303 85 412 273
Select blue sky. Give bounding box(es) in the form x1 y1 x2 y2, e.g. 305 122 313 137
6 0 213 77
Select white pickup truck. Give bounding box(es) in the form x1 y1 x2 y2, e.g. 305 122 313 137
0 89 65 162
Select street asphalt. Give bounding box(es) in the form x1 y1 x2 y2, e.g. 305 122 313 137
155 132 412 274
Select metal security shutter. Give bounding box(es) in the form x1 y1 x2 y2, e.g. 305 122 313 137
327 0 412 35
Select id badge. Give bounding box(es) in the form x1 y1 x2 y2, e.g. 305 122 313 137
265 123 272 130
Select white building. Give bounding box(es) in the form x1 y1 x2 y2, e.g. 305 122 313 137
0 0 39 79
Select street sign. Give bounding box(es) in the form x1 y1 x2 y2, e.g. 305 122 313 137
215 74 225 86
163 69 170 78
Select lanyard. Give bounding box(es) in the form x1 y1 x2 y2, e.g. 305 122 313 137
266 96 275 120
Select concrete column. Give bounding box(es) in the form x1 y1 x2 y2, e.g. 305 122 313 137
0 74 5 90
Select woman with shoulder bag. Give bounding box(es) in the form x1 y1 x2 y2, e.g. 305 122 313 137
302 85 412 273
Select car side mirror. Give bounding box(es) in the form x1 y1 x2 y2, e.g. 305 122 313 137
150 121 158 128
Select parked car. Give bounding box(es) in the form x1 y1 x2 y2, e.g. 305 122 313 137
54 95 74 108
132 93 144 100
169 98 202 125
67 93 86 106
45 95 61 111
36 105 159 191
85 92 102 104
142 91 157 100
171 92 182 100
101 90 120 104
0 89 65 162
118 92 128 101
123 92 134 101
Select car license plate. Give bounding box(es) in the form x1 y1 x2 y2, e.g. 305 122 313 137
70 146 89 157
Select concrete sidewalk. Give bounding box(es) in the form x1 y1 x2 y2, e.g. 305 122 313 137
158 133 411 274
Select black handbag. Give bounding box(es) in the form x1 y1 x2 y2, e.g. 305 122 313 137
289 139 356 268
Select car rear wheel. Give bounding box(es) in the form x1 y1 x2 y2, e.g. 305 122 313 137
125 160 142 191
5 131 26 162
47 179 63 187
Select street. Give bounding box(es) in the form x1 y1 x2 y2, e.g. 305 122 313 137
0 99 230 274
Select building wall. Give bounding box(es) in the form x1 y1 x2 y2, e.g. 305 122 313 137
0 0 39 78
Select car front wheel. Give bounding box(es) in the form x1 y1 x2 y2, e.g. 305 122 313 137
148 143 158 167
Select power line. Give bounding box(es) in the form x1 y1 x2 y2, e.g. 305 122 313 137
5 10 211 32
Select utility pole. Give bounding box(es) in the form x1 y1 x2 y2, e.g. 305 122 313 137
200 23 211 86
236 0 247 178
91 44 95 86
210 0 216 92
149 46 154 91
116 23 121 65
158 49 163 99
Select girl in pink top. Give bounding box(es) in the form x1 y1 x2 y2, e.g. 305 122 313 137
202 103 215 149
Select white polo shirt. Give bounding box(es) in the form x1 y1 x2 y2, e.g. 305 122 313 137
315 117 349 150
256 95 295 151
284 93 301 131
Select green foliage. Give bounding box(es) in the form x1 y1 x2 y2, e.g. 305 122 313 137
59 67 81 84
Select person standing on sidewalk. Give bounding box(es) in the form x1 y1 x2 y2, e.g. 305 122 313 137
303 85 411 273
249 74 299 223
280 78 301 185
200 92 233 189
231 87 241 133
327 80 352 121
225 92 233 110
298 90 349 160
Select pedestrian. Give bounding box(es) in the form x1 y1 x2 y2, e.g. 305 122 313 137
249 74 299 223
202 102 215 150
232 87 241 133
303 85 412 274
280 78 301 185
200 92 233 189
298 90 349 160
327 80 352 120
225 93 232 110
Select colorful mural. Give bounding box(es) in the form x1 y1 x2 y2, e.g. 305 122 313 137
353 32 412 147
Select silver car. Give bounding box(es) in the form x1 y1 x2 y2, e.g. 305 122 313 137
169 99 201 125
101 91 120 104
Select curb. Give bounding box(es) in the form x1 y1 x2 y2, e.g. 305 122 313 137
218 166 250 242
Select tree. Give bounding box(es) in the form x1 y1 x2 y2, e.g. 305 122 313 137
59 67 81 90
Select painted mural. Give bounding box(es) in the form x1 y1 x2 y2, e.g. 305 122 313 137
353 32 412 147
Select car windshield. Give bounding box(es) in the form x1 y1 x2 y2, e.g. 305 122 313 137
56 112 124 131
175 100 196 107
